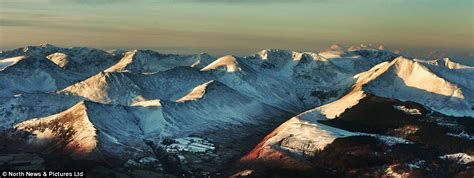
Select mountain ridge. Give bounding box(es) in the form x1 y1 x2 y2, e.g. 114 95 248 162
1 44 472 176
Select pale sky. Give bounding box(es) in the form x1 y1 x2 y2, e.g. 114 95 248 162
0 0 473 62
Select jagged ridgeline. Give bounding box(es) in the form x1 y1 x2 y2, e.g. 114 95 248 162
1 44 473 177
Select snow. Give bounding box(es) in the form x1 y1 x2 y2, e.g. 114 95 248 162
0 66 59 96
365 134 412 146
0 57 64 96
364 57 473 117
318 50 344 59
106 49 215 73
0 93 80 131
13 101 158 158
408 160 425 170
420 58 474 70
160 80 288 134
60 72 143 105
316 90 367 119
129 105 167 137
232 170 254 177
312 57 473 119
132 99 162 107
165 137 215 153
2 45 473 166
62 67 213 105
393 105 422 115
0 45 122 97
0 56 24 71
46 52 69 68
447 131 474 140
394 125 419 136
13 79 288 159
272 117 356 155
312 61 392 119
176 80 214 102
14 102 98 156
439 153 474 164
248 112 413 162
201 55 240 72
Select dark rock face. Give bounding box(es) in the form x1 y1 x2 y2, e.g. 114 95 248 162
236 95 474 177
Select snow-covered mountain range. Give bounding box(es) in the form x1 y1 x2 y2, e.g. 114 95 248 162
0 44 472 177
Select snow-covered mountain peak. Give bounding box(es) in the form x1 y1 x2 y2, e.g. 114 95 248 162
370 56 466 101
257 49 293 59
201 55 240 72
106 49 215 73
176 80 243 103
421 58 474 70
318 56 473 118
106 48 191 73
17 44 61 58
105 49 151 72
38 43 58 48
254 49 315 62
26 43 59 51
346 49 398 60
14 101 98 157
60 71 143 104
2 45 473 176
241 116 355 163
46 52 69 68
14 100 155 159
177 80 214 102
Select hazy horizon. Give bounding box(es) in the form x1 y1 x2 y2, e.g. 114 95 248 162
0 0 473 63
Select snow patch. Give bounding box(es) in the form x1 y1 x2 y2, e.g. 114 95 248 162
165 137 215 153
447 131 474 140
393 105 422 115
439 153 474 164
0 56 25 71
364 134 413 146
408 160 426 170
46 52 69 68
177 80 214 102
132 99 162 107
201 55 240 72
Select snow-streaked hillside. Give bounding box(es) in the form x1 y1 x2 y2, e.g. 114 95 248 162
0 44 121 97
302 56 474 120
13 80 290 160
0 93 80 131
362 57 473 117
241 116 356 165
61 67 212 105
198 49 398 114
61 72 144 105
106 49 215 73
161 80 289 135
201 55 241 72
0 56 81 96
240 56 474 169
0 44 121 78
0 56 24 71
1 44 473 176
14 101 153 158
